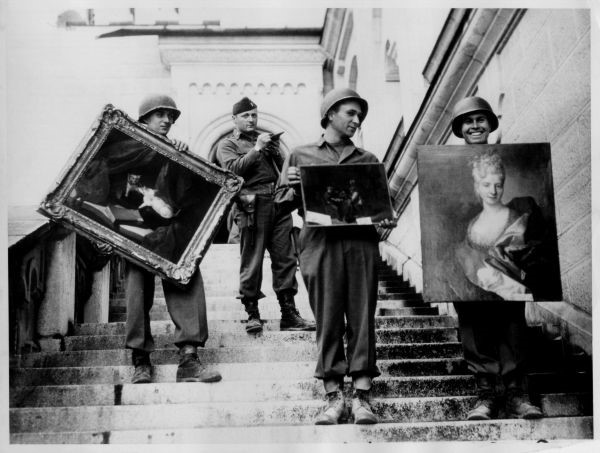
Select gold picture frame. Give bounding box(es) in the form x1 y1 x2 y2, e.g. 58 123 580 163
38 104 243 285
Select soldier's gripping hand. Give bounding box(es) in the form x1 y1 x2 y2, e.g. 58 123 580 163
254 132 273 151
378 218 398 229
286 166 301 186
170 138 189 152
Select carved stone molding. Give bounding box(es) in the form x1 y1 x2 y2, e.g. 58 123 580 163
160 47 326 67
189 82 307 96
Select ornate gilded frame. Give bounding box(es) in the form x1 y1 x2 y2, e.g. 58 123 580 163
39 104 243 285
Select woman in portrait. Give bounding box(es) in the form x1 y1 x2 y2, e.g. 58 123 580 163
455 151 548 302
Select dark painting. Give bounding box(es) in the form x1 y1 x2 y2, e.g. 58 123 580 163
417 143 562 302
39 105 243 284
299 163 393 227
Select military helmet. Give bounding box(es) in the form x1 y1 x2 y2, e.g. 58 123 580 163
138 94 181 122
320 87 369 129
451 96 498 138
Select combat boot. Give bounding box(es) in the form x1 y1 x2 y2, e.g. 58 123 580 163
278 292 316 331
242 298 263 334
467 374 498 420
351 389 378 424
314 390 347 425
131 349 152 384
176 345 222 383
504 375 543 419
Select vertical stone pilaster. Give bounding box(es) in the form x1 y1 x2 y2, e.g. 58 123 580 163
83 262 111 323
37 231 76 342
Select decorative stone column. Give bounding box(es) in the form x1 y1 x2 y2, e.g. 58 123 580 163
36 229 76 351
83 261 111 324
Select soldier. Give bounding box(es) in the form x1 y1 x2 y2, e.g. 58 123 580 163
217 97 315 334
121 94 222 384
450 96 543 420
280 88 396 425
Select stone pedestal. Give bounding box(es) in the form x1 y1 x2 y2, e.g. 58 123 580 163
36 231 76 342
83 262 111 323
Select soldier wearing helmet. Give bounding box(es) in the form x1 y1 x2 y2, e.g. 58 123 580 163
122 94 222 385
450 96 542 421
280 88 396 425
216 97 315 335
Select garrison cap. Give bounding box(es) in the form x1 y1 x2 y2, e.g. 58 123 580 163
233 97 257 115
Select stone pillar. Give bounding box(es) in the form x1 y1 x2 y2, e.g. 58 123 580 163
83 261 111 323
36 230 76 349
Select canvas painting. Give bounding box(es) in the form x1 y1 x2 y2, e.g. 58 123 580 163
38 104 243 284
299 163 393 227
417 143 562 303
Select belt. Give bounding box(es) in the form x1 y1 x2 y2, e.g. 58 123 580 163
239 182 276 196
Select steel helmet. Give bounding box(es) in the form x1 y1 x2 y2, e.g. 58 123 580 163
320 87 369 129
451 96 498 138
138 94 181 122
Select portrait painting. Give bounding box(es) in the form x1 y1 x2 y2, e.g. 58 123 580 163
38 104 243 284
417 143 562 303
299 163 393 227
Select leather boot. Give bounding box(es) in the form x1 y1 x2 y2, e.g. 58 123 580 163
131 349 152 384
351 389 378 424
242 298 263 334
467 374 498 420
314 390 347 425
176 345 222 383
504 375 543 419
278 292 316 331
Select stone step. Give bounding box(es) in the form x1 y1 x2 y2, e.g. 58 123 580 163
13 370 590 408
74 315 457 336
377 292 422 301
110 306 439 322
377 307 438 316
10 358 469 387
110 296 425 312
19 343 463 367
9 393 591 433
63 328 458 351
10 416 593 443
11 375 481 407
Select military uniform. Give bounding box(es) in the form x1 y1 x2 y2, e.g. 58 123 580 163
217 128 298 302
281 136 382 386
450 95 542 419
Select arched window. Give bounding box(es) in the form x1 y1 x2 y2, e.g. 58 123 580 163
349 56 358 91
385 40 400 82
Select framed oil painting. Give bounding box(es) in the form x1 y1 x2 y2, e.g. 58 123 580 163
299 163 394 227
417 143 562 303
38 104 243 285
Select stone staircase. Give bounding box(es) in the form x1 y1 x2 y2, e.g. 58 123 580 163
9 244 593 443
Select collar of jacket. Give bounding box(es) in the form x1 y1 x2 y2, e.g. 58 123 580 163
316 135 365 161
232 128 258 141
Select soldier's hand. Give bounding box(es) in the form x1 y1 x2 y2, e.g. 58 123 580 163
92 240 113 255
170 139 189 152
287 166 301 185
255 132 272 151
378 218 397 229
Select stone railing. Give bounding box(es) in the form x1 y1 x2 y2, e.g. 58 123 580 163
8 206 118 358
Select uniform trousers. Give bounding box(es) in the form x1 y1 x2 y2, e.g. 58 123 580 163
125 263 208 353
235 195 298 300
453 301 527 378
298 227 381 385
